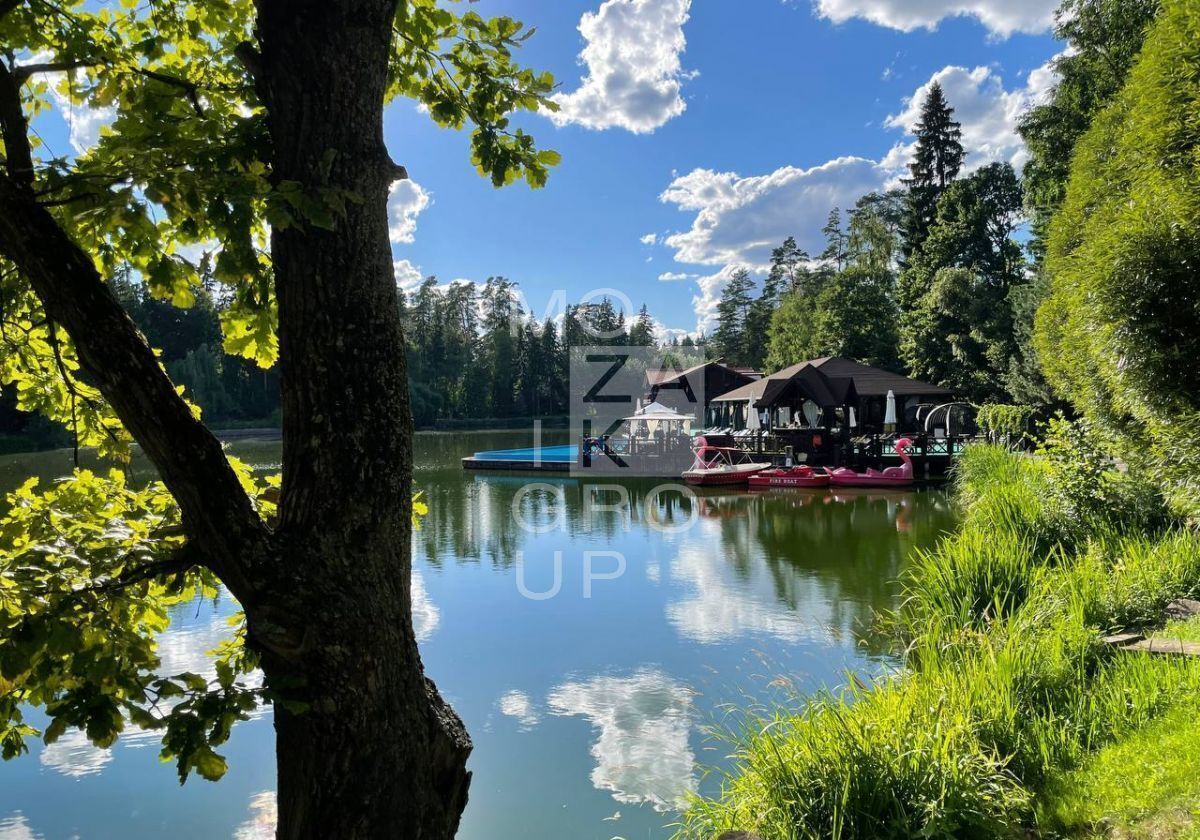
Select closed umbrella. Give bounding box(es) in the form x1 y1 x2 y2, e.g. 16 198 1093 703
884 390 897 432
746 397 761 430
802 399 821 428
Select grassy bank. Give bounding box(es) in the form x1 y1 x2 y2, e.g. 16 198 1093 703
679 443 1200 840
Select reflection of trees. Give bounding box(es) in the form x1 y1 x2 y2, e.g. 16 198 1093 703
405 431 957 654
684 489 956 653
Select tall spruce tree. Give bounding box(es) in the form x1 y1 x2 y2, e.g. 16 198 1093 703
628 304 656 347
711 268 755 366
900 82 964 266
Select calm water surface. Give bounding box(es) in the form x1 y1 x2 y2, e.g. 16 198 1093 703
0 431 956 839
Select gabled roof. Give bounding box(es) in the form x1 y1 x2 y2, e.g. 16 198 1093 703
646 359 710 387
645 358 758 387
711 357 953 403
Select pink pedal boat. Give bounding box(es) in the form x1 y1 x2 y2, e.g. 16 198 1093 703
828 438 915 488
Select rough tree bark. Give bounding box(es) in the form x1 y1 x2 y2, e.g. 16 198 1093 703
254 1 471 836
0 0 472 837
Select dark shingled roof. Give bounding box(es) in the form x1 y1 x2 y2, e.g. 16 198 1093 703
712 357 953 403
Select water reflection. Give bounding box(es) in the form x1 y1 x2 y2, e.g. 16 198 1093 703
0 433 956 840
412 568 439 642
233 791 277 840
546 669 696 812
39 728 112 778
0 814 37 840
497 689 540 729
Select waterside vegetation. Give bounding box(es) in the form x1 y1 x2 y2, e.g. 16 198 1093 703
679 443 1200 840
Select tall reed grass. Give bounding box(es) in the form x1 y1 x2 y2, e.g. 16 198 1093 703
676 445 1200 840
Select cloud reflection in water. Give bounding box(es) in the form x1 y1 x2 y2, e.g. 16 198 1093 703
547 669 696 812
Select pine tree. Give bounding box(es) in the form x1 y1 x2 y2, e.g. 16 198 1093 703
820 209 848 270
628 304 656 346
711 268 755 366
744 238 805 370
901 82 964 264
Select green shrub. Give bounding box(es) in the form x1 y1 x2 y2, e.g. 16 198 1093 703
976 404 1038 447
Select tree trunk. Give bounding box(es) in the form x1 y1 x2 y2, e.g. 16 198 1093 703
250 1 471 837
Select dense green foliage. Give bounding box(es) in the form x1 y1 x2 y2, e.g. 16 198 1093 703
999 0 1162 409
975 403 1037 445
1039 699 1200 838
401 276 670 426
1019 0 1162 263
899 163 1027 402
0 465 273 780
678 445 1199 840
763 192 904 372
1036 0 1200 518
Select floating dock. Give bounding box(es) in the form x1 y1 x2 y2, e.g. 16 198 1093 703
461 444 575 473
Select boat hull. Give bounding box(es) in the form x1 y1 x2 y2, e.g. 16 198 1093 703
682 463 771 486
748 468 831 489
828 470 913 488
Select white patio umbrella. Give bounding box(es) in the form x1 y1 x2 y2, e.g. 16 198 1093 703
884 390 897 431
849 407 857 428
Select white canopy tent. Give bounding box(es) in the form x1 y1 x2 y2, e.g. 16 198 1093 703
623 402 693 435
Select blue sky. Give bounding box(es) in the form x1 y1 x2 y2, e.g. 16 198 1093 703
384 0 1063 339
37 0 1065 340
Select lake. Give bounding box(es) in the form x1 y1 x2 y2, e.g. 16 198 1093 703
0 431 957 839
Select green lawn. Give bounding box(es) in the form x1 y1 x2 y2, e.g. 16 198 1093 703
1040 699 1200 839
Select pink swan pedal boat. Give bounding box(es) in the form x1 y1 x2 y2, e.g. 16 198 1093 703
828 438 915 488
748 464 831 489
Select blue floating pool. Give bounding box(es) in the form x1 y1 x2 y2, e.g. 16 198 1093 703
469 445 578 464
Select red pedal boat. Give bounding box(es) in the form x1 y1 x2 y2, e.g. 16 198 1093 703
682 438 771 486
829 438 915 488
748 465 830 489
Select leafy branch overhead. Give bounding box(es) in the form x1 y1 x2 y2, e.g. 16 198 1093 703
0 0 556 785
2 0 559 370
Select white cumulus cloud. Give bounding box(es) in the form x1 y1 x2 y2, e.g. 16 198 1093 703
388 180 431 244
640 232 660 245
885 61 1060 172
657 271 692 281
691 264 749 335
551 0 694 133
658 56 1058 332
661 157 890 269
394 259 425 295
814 0 1058 37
